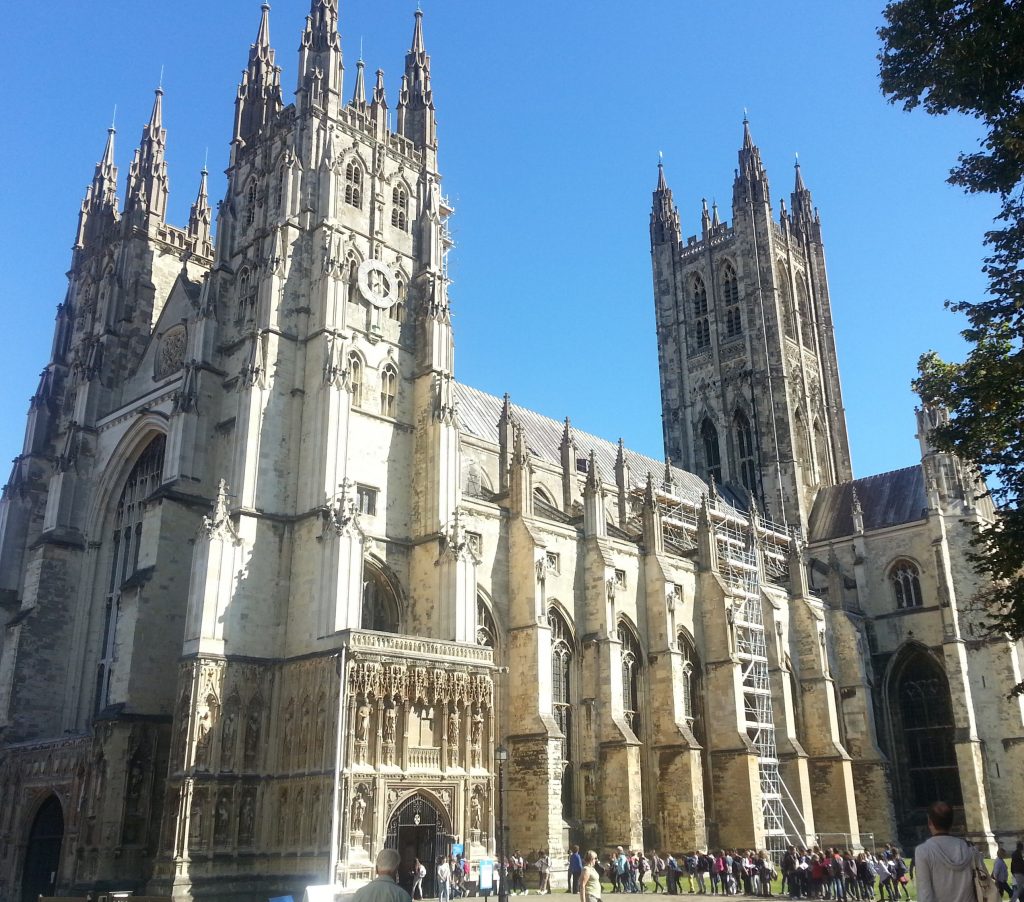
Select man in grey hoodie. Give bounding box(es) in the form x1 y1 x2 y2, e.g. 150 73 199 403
914 800 978 902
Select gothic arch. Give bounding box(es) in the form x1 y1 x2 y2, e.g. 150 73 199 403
617 617 644 737
883 643 964 830
85 416 169 537
676 627 704 743
476 590 500 651
362 555 404 633
533 484 558 509
20 793 65 902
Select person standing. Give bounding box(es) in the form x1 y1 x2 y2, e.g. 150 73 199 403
1011 841 1024 902
411 858 426 900
536 849 552 895
437 855 452 902
914 800 981 902
354 849 413 902
569 845 584 894
580 850 604 902
993 849 1010 899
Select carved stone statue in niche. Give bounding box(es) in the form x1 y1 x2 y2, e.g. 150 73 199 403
214 794 231 844
470 793 482 832
356 702 371 742
470 706 484 767
189 795 205 844
383 704 397 743
239 792 255 845
352 791 367 833
244 707 262 769
194 711 212 769
221 704 238 769
448 705 460 766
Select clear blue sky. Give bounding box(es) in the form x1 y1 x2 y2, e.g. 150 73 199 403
0 1 998 485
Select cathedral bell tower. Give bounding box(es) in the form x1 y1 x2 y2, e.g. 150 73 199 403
651 118 853 528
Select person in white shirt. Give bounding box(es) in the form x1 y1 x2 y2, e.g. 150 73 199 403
437 855 452 902
914 800 980 902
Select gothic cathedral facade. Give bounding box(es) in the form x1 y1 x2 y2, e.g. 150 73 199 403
0 4 1022 901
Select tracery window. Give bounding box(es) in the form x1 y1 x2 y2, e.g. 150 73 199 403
735 410 757 495
391 186 408 231
548 607 574 761
237 268 257 323
618 621 642 736
793 412 814 487
701 418 722 485
722 263 742 337
778 266 797 340
246 180 258 227
344 162 363 209
677 630 704 741
361 564 400 633
97 435 166 713
896 652 962 807
692 275 711 350
477 596 497 648
348 353 363 407
380 364 398 418
890 560 924 609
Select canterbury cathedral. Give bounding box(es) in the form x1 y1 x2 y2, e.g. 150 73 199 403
1 3 1022 900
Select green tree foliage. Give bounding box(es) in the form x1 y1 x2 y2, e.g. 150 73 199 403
879 0 1024 659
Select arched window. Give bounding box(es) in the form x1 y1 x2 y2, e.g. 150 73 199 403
390 278 406 323
548 607 574 761
793 412 814 487
691 275 710 350
237 268 257 323
246 180 258 227
618 620 642 736
677 630 704 741
701 418 722 485
275 164 287 212
97 435 166 713
380 364 398 418
346 259 360 305
797 276 814 346
734 411 757 494
391 186 408 231
347 353 363 407
813 418 827 485
722 263 742 337
893 650 963 808
361 564 400 633
477 596 497 648
890 560 924 609
345 162 363 208
778 266 797 340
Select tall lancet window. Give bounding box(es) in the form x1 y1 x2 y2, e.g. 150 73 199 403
348 353 363 408
692 275 711 349
722 263 742 337
380 364 398 418
97 434 166 713
548 607 574 762
701 418 722 485
618 621 642 736
344 162 363 208
391 186 408 231
735 411 757 495
797 276 814 347
677 629 704 741
361 564 400 633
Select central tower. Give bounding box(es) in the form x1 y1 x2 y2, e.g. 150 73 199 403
650 120 853 527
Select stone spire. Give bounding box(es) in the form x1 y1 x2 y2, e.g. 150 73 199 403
397 9 435 147
351 57 367 110
650 160 681 245
187 166 212 253
298 0 344 115
76 124 119 247
791 155 815 235
734 113 770 206
125 87 170 223
234 2 283 147
701 197 712 236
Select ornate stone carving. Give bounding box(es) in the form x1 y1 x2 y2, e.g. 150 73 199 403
156 324 187 380
202 479 241 544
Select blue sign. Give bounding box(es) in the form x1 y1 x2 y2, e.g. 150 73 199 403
452 843 465 856
270 897 295 902
478 858 494 893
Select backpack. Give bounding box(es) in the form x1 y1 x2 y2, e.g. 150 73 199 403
830 857 843 877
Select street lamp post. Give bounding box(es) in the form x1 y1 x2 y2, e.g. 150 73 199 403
496 745 509 902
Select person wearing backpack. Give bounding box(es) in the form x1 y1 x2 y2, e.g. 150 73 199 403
649 851 665 894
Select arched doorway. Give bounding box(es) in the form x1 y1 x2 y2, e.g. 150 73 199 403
21 795 64 902
889 647 963 839
385 793 449 898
